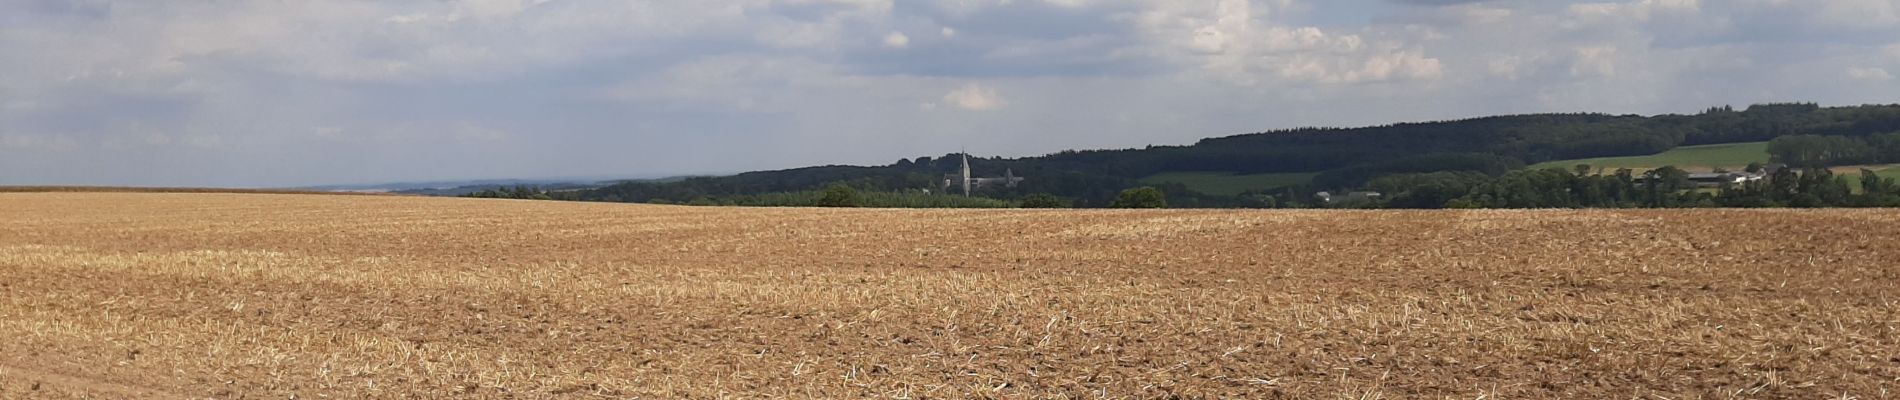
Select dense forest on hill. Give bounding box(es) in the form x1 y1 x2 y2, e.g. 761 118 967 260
483 103 1900 208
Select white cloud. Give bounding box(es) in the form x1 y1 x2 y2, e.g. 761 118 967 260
308 122 511 144
1488 55 1535 80
1568 0 1699 22
883 31 910 48
1277 49 1444 84
6 0 1900 187
752 0 896 49
1571 46 1619 78
453 0 546 21
0 87 31 112
943 84 1005 111
0 134 79 151
1135 0 1439 86
453 123 511 142
1847 67 1894 82
313 127 347 141
0 1 899 87
1463 6 1514 25
1361 49 1445 82
1811 0 1900 30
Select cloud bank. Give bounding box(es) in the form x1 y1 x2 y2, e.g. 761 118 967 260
1 0 1896 186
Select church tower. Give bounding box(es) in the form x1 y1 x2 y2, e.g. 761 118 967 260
960 153 972 196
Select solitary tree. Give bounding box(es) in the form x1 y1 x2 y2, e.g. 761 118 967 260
1110 187 1167 209
816 184 860 207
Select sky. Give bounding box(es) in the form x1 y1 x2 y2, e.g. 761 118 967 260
2 0 1899 187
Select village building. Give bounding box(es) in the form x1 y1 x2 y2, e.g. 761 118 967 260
1685 172 1765 188
942 153 1024 196
1634 171 1767 188
1316 191 1383 204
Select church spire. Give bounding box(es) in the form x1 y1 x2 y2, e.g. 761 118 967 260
960 153 972 196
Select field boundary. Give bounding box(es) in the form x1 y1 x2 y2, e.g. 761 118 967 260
0 360 182 399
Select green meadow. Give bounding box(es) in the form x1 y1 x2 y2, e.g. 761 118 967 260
1531 142 1770 172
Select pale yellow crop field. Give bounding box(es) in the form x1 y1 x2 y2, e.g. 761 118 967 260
1 192 1896 398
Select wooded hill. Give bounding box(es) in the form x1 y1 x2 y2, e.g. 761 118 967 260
552 103 1900 208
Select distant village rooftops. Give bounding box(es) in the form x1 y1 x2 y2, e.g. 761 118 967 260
1316 191 1381 204
1686 172 1764 187
1632 171 1766 188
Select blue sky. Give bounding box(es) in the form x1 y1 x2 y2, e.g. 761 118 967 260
2 0 1898 187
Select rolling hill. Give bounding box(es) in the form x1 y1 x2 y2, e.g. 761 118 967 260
526 103 1900 207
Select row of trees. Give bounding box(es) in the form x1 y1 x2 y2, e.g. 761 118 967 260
1768 132 1900 167
463 186 564 200
465 183 1176 209
572 156 1258 208
1357 166 1900 209
474 103 1900 208
472 166 1900 209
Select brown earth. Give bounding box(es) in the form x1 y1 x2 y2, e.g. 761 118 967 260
0 192 1896 398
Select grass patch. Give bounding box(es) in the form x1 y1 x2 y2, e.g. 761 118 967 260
1828 165 1900 194
1830 164 1900 177
1139 172 1315 196
1531 142 1769 172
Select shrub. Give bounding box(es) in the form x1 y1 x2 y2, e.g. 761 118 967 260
1018 194 1069 208
816 184 860 207
1110 187 1167 208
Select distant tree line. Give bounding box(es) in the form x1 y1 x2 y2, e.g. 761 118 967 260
465 183 1046 208
464 103 1900 208
1767 132 1900 167
462 183 1193 209
693 186 1018 208
1354 165 1900 209
463 186 562 200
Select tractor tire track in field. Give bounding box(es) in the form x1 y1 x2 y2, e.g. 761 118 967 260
0 359 182 399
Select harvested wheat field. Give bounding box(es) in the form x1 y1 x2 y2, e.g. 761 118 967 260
1 192 1897 399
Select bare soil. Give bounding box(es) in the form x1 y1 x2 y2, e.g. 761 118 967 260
1 193 1895 398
